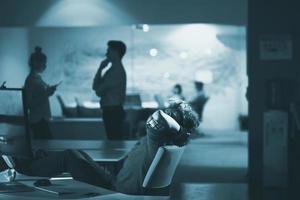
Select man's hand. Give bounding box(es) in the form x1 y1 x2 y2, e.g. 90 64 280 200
93 59 110 91
99 58 110 70
147 110 180 133
159 110 181 132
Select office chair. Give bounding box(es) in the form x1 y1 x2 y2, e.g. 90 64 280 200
142 145 185 196
1 155 16 181
125 94 142 107
154 94 166 108
56 95 77 117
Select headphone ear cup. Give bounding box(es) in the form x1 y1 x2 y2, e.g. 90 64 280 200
163 108 172 117
172 127 190 146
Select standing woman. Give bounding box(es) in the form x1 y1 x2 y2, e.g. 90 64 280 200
24 46 57 139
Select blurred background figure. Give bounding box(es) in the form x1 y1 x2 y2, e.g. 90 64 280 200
24 46 60 139
190 81 209 136
170 84 185 101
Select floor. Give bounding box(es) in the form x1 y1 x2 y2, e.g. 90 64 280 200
170 129 248 200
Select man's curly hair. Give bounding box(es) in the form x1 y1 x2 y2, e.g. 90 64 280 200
161 99 200 146
164 98 200 132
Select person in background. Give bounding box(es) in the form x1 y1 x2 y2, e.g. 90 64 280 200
24 46 60 139
93 41 127 140
170 84 185 101
190 81 209 122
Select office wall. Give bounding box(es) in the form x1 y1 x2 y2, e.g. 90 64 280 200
28 24 246 130
0 25 246 130
27 26 132 115
132 24 247 130
0 28 29 87
0 1 247 132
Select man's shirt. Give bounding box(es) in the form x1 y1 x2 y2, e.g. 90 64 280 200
114 115 168 194
93 63 126 107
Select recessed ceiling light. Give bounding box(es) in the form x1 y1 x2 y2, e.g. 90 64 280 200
149 48 158 57
142 24 150 32
179 51 188 59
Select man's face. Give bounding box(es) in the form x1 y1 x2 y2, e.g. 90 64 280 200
106 46 119 61
173 87 180 95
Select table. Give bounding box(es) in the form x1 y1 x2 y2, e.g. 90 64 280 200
54 106 157 139
32 140 138 173
49 118 106 140
33 140 137 162
0 179 168 199
33 140 137 151
0 140 168 199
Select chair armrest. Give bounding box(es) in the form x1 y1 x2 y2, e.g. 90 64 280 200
142 147 165 188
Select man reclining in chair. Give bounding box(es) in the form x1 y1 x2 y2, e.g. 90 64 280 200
0 100 199 195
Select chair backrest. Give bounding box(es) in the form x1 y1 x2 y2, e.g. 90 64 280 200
154 94 165 108
56 95 78 118
142 145 185 189
56 94 66 107
125 94 142 107
56 94 67 114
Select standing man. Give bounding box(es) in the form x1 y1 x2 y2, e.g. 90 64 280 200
93 41 127 140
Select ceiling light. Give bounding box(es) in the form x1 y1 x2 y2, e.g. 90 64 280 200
179 51 188 59
142 24 150 32
149 48 158 57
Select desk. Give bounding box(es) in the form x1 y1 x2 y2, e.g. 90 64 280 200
83 149 129 162
49 118 106 140
32 140 138 174
32 140 137 162
53 106 156 139
33 140 137 151
83 149 129 174
0 179 168 199
1 140 167 199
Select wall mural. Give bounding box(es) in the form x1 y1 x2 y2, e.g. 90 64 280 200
27 24 246 130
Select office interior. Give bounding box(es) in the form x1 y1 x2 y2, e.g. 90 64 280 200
0 0 299 199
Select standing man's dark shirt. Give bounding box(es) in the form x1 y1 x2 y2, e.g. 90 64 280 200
93 41 127 140
93 63 126 107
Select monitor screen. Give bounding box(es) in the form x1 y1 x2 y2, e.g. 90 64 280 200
0 89 32 158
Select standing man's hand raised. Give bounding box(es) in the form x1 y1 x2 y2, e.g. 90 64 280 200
99 58 110 70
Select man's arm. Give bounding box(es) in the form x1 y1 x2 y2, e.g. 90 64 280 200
146 110 181 156
92 59 111 96
92 67 102 91
93 68 125 97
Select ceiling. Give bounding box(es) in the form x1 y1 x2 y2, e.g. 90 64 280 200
0 0 247 26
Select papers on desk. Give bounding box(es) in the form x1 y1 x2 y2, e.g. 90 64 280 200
0 182 34 193
31 179 108 198
33 185 74 195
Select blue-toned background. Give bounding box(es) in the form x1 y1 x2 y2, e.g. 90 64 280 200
0 24 247 130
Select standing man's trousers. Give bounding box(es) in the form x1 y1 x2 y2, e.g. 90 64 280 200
102 106 125 140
